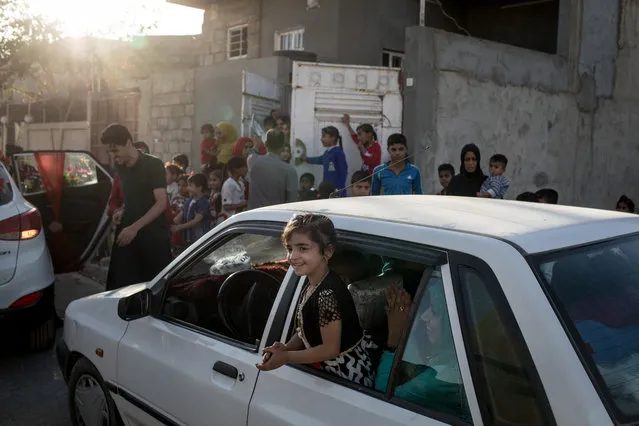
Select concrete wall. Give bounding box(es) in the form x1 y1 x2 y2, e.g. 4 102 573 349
139 70 196 163
404 0 639 209
200 0 415 66
260 0 340 62
338 0 417 66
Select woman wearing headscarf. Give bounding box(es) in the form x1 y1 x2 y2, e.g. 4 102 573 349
375 272 470 420
447 143 486 197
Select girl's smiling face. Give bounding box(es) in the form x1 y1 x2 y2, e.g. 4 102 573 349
208 173 222 192
280 145 291 162
285 231 332 277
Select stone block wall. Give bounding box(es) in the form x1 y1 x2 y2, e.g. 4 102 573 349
200 0 261 66
146 70 196 163
404 0 639 209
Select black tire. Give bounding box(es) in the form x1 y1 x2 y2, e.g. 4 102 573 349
27 309 56 351
68 358 122 426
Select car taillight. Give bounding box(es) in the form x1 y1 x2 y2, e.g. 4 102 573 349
10 290 42 308
0 208 41 241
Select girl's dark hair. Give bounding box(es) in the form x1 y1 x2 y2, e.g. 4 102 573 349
617 195 635 213
177 175 188 184
173 154 189 170
188 173 208 191
356 124 378 142
165 164 183 177
322 126 343 150
281 213 337 255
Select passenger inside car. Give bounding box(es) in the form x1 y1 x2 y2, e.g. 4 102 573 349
375 269 470 420
258 214 377 387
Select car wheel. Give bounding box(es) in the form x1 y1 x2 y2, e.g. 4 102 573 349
27 310 56 351
68 358 122 426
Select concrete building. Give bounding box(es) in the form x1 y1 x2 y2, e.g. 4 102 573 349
404 0 639 208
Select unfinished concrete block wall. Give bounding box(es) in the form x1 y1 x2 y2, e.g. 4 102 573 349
138 70 196 163
404 0 639 209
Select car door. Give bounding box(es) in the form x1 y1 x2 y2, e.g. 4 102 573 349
114 222 297 426
248 230 484 426
10 151 113 273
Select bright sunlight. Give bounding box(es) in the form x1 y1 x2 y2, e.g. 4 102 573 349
27 0 203 38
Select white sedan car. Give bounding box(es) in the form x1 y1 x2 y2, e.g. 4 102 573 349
57 196 639 426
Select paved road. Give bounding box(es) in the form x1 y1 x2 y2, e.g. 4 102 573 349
0 273 104 426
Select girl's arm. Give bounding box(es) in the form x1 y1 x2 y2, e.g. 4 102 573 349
285 320 341 365
305 152 325 165
285 334 305 351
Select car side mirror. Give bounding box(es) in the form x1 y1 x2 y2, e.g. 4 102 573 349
117 288 151 321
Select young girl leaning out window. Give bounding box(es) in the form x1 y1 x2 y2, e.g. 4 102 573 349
303 126 348 197
257 213 376 388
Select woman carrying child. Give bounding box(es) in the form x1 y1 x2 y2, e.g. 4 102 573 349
258 213 376 387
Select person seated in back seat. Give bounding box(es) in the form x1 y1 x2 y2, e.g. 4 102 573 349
375 269 470 420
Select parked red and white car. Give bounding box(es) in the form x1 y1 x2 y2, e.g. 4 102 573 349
0 151 111 350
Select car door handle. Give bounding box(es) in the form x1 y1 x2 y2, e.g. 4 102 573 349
213 361 238 379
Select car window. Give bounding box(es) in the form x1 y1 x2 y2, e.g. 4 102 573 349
534 234 639 422
457 265 548 425
63 153 98 187
283 242 464 422
0 166 13 205
391 267 471 421
162 232 290 347
13 154 44 195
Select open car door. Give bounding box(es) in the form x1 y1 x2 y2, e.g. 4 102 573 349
9 151 113 273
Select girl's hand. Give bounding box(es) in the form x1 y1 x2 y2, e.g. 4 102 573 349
256 346 290 371
341 114 350 125
385 282 412 348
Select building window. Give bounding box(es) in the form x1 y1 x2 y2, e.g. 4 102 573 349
228 25 248 59
275 28 305 51
382 50 404 68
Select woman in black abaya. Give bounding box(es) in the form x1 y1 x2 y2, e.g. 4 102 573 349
446 143 487 197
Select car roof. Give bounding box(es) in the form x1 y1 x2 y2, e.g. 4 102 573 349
242 195 639 254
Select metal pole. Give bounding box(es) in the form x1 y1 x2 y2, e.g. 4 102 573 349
419 0 426 26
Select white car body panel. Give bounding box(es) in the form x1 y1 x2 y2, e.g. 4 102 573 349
61 196 636 425
64 285 146 383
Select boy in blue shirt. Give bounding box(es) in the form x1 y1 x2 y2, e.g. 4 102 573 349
371 134 423 195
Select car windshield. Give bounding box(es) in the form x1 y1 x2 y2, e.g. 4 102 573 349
533 234 639 422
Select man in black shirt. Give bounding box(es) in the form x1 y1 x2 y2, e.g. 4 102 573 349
101 124 172 290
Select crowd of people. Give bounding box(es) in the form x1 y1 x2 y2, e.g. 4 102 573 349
100 110 636 290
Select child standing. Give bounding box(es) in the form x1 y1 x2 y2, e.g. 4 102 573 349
298 172 318 201
221 156 248 218
172 173 212 247
200 124 221 168
371 134 423 196
303 126 348 197
342 114 382 173
477 154 510 199
436 164 455 195
207 167 225 225
350 170 371 197
169 175 189 255
165 163 182 200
